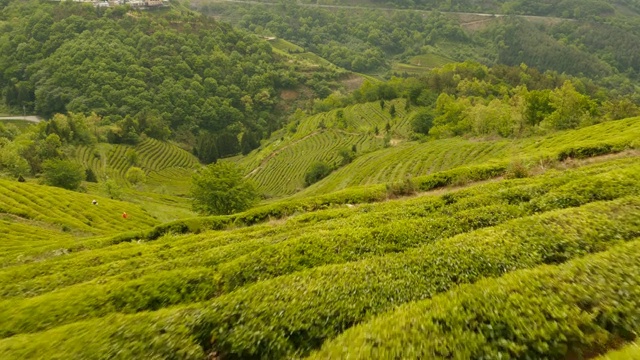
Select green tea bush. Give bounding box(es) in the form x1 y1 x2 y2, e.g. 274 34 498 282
0 268 219 337
192 197 640 359
2 198 637 358
3 159 637 301
312 239 640 359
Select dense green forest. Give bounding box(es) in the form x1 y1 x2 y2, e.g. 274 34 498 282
198 0 640 90
0 0 343 158
281 0 640 19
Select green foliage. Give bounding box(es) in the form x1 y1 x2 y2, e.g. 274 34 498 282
0 145 30 177
125 167 145 185
41 159 85 190
313 239 640 359
385 176 416 198
240 131 259 155
304 161 332 186
0 0 314 145
338 148 355 166
84 168 97 183
103 179 122 200
410 108 434 135
190 162 259 215
505 159 529 179
125 149 138 166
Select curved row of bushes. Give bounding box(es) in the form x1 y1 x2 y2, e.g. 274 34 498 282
0 197 638 357
2 158 638 300
192 196 640 359
310 238 640 359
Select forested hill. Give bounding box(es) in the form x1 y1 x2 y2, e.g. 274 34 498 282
200 0 640 90
277 0 640 19
0 0 341 155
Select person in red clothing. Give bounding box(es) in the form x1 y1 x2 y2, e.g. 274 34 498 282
122 212 128 219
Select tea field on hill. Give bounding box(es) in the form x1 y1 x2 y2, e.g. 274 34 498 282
0 146 639 358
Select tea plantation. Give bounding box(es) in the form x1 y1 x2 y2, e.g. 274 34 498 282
0 122 639 358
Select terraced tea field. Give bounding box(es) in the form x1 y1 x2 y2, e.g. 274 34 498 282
241 100 412 196
0 179 159 268
0 149 639 358
243 103 640 199
75 138 199 186
298 116 640 196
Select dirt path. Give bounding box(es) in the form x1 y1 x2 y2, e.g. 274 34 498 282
0 116 43 123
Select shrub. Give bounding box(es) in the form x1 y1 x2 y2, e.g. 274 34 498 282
385 176 416 198
190 162 259 215
103 179 122 200
125 167 145 184
125 148 139 165
41 159 86 190
505 159 529 179
85 168 98 183
304 161 332 186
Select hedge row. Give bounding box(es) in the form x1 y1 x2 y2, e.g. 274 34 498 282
311 239 640 359
0 267 219 338
194 197 640 359
0 203 527 335
102 162 507 244
2 159 638 302
182 164 640 293
0 197 638 358
118 141 637 243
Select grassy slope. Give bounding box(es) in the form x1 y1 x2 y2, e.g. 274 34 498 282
241 112 640 198
0 148 640 358
75 137 200 221
0 110 639 358
0 150 638 358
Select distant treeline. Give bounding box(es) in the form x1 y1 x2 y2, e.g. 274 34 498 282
313 61 640 139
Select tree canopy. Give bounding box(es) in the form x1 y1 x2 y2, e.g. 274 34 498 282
41 158 85 190
0 0 340 155
190 161 259 215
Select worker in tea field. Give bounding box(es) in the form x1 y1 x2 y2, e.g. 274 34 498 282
122 212 128 219
92 200 98 205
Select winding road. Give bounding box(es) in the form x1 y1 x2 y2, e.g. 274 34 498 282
0 116 43 123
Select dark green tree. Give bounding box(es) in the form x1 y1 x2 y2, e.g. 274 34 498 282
216 132 241 158
190 162 259 215
304 161 332 186
42 159 86 190
240 131 260 155
411 108 435 135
